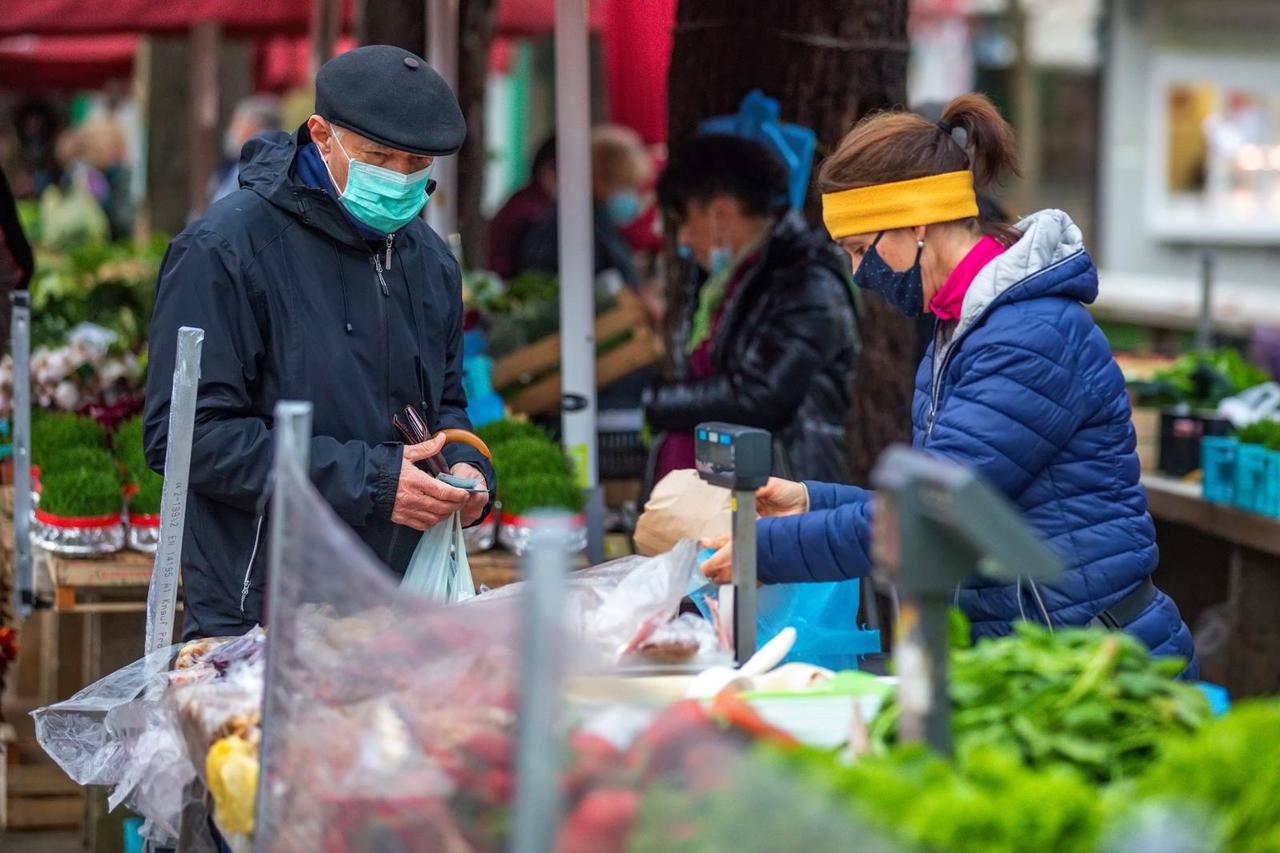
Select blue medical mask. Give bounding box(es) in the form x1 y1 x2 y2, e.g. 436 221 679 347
605 190 642 226
709 246 732 277
327 133 433 234
675 244 694 261
853 231 925 318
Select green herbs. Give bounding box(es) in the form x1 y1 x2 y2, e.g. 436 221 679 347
39 445 118 478
1131 349 1269 409
499 473 584 518
479 419 582 518
1121 699 1280 853
784 744 1105 853
39 468 123 518
872 622 1210 784
112 415 154 485
1237 419 1280 451
31 411 105 467
129 470 164 516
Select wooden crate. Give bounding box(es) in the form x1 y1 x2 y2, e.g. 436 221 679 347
491 289 662 417
4 763 83 831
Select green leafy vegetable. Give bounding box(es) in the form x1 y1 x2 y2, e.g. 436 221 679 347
129 469 164 516
871 623 1210 784
39 445 119 479
1237 419 1280 451
1131 349 1269 409
492 437 572 484
476 419 549 451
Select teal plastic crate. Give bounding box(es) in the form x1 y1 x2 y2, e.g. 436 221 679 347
1201 436 1238 505
1233 443 1280 518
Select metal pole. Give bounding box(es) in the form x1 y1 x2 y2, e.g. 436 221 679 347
731 488 757 664
511 519 568 853
253 400 313 845
144 327 204 657
11 292 32 619
1196 251 1215 351
426 0 460 241
554 0 601 558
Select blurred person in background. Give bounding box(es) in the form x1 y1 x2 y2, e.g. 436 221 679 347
487 134 555 278
0 165 34 351
11 99 62 199
210 94 283 205
644 134 860 485
516 124 652 290
56 117 134 240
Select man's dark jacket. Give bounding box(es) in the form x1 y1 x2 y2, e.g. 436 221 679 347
646 212 860 483
144 128 493 640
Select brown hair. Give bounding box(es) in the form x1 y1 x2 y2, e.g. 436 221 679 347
818 93 1020 240
591 124 651 190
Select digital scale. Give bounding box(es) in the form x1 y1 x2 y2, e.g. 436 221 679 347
694 422 772 665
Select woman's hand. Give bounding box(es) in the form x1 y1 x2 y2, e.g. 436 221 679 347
756 478 808 517
700 535 733 585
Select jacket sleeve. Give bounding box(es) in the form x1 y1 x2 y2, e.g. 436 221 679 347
645 266 845 433
143 229 402 527
757 498 874 584
804 480 870 511
433 249 496 523
925 320 1090 501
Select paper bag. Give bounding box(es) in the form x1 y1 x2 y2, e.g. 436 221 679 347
633 469 732 556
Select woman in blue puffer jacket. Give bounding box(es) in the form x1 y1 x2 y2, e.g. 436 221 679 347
700 94 1197 673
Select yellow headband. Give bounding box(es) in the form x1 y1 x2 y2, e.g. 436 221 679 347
821 171 979 239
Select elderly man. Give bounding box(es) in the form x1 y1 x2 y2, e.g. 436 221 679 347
145 45 494 640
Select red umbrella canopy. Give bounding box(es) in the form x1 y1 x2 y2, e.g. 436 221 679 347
0 0 318 38
0 35 136 90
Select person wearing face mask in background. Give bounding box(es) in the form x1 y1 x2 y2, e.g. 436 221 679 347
515 124 651 290
699 94 1197 675
144 46 495 641
643 134 860 488
208 94 282 206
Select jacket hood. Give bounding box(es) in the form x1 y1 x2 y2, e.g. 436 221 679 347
956 208 1097 337
238 127 370 250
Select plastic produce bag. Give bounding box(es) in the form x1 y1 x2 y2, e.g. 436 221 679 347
467 539 702 662
399 513 475 603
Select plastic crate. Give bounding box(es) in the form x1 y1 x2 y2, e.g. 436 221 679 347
1201 436 1238 505
1233 443 1280 518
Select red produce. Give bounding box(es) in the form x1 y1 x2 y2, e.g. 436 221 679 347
557 788 640 853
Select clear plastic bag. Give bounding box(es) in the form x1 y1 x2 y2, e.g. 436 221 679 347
467 539 702 662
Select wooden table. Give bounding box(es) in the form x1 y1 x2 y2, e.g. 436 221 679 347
1144 473 1280 697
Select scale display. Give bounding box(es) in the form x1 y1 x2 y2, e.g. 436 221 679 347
694 423 771 490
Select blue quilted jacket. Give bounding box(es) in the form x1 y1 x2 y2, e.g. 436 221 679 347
758 210 1196 668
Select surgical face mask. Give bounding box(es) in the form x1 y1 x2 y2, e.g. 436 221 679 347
675 244 694 261
605 190 642 226
327 131 433 234
853 231 925 318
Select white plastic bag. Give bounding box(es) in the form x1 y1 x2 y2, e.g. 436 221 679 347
400 513 475 603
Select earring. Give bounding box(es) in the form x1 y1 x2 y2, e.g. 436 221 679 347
917 240 926 248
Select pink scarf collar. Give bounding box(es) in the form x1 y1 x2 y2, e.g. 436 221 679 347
929 235 1006 321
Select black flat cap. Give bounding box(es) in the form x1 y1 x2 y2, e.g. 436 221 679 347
316 45 466 156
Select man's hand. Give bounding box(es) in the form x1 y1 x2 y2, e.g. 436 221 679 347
757 478 808 518
391 436 470 531
449 462 489 527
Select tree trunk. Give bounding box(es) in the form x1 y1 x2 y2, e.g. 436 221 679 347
455 0 497 267
666 0 914 485
362 0 494 267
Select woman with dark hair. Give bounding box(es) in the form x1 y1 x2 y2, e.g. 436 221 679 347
646 134 860 484
700 95 1196 673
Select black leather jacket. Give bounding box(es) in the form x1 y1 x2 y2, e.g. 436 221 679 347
646 212 860 482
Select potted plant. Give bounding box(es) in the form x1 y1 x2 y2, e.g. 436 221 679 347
33 465 125 555
497 473 587 557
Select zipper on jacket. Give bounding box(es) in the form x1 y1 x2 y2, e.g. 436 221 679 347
384 234 394 270
239 515 266 617
372 253 390 296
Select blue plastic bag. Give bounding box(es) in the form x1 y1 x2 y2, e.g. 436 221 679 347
690 550 879 670
698 90 818 211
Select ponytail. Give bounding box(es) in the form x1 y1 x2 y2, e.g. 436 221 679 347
939 94 1019 189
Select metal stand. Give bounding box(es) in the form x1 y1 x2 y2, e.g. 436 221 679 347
871 445 1064 755
511 517 569 853
10 292 31 618
144 327 204 657
730 488 757 664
